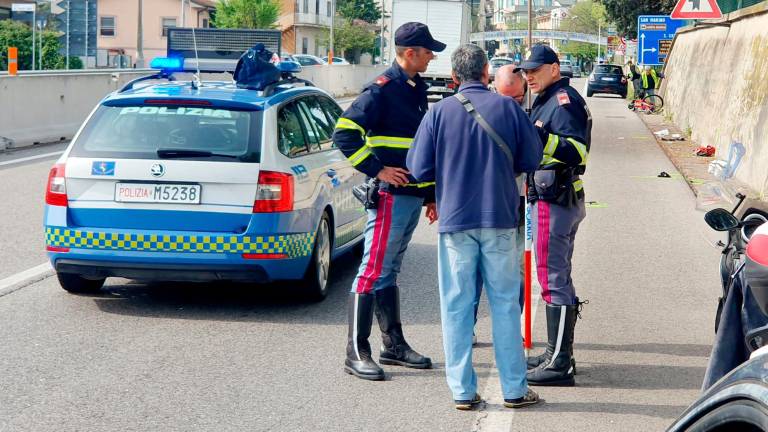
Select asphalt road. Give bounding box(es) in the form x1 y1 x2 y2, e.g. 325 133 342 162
0 82 723 431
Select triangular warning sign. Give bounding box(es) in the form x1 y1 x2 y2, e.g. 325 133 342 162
671 0 722 19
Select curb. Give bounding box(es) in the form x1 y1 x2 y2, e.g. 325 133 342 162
0 263 54 299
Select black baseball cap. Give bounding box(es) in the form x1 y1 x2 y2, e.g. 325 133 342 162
516 44 560 71
394 22 447 52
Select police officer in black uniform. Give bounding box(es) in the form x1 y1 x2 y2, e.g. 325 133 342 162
333 23 445 381
517 45 592 386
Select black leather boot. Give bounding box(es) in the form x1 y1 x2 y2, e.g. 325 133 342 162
374 286 432 369
527 303 577 386
344 292 385 380
527 298 586 373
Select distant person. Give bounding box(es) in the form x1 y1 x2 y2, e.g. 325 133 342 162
641 65 659 97
407 43 542 411
626 60 642 98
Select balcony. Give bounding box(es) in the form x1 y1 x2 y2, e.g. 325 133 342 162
295 13 332 27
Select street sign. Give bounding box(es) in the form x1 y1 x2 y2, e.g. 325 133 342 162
636 15 685 66
671 0 722 19
11 3 36 12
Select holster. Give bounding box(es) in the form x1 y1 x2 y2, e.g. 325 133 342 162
352 178 381 210
528 166 579 208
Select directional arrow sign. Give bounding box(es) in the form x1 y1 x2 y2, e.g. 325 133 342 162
671 0 722 19
636 15 685 66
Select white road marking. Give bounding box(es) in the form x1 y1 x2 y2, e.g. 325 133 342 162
0 151 64 167
0 262 54 298
474 283 542 431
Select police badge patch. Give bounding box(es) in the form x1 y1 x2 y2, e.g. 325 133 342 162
557 92 571 105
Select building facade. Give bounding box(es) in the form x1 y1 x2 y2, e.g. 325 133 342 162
278 0 334 56
95 0 214 67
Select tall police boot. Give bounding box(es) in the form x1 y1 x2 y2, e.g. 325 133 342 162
374 286 432 369
344 292 385 381
527 303 577 386
527 298 586 373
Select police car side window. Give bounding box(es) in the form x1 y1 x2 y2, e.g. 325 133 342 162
303 97 335 151
277 102 310 158
295 99 323 152
318 96 342 149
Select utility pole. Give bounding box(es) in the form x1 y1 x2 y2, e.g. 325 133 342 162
180 0 186 27
84 0 88 69
66 0 70 69
328 0 335 64
379 6 384 64
32 7 36 70
136 0 145 68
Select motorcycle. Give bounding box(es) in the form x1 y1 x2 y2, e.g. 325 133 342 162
667 198 768 431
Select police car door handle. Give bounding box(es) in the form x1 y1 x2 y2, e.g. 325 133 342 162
326 169 337 178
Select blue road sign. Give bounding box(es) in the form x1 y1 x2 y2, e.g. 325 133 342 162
636 15 685 66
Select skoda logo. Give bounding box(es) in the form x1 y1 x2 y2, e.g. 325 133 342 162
150 163 165 178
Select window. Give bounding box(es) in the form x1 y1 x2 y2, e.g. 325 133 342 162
327 1 331 16
277 103 309 157
298 97 334 151
162 18 177 37
100 16 115 37
202 18 209 28
315 0 320 14
302 37 308 54
303 0 309 13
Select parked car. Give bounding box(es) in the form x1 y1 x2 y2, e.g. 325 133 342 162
321 56 351 65
560 59 574 78
489 57 515 79
43 56 366 301
572 67 582 78
586 64 628 98
293 54 325 66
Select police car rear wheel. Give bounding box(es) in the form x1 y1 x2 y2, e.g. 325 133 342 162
57 273 105 294
303 214 331 301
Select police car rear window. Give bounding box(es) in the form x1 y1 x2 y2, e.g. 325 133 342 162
69 104 262 162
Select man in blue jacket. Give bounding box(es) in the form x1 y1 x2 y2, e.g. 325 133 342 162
407 44 542 410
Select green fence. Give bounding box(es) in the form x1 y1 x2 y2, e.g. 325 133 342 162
717 0 765 14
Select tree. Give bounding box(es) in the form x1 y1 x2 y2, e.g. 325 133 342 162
598 0 675 36
320 20 377 61
560 0 608 35
0 19 80 70
213 0 282 29
337 0 381 23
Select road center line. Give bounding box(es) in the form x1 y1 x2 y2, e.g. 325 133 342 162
0 151 64 167
0 262 54 298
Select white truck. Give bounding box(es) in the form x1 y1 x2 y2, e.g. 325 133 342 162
388 0 472 99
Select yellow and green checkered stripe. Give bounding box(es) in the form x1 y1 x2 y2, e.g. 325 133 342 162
45 227 316 258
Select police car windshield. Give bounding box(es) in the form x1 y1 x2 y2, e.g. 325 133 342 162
70 104 262 162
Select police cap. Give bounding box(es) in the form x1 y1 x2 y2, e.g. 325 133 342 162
394 22 447 52
516 44 560 71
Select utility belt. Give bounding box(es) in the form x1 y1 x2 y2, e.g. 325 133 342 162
352 178 433 210
527 166 583 208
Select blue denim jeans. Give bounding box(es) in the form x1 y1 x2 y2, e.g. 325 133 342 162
438 228 528 400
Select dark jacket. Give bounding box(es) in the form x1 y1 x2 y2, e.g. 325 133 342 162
332 62 435 202
406 81 542 233
529 77 592 201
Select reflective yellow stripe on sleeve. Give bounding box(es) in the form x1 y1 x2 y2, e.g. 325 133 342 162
566 138 588 166
573 179 583 192
366 136 413 149
544 134 559 156
335 117 366 135
404 181 436 188
348 146 372 166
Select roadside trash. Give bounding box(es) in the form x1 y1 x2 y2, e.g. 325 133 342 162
658 171 672 178
695 145 716 157
661 134 685 141
654 129 670 137
708 142 745 181
586 201 609 208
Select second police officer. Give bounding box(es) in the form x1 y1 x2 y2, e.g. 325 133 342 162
517 45 592 387
333 22 446 381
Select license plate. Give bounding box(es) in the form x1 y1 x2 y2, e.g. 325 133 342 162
115 183 201 204
429 86 451 93
602 77 616 81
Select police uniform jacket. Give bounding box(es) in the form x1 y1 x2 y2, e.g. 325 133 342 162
530 76 592 200
332 62 435 202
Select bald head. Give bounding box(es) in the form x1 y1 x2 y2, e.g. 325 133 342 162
495 64 526 104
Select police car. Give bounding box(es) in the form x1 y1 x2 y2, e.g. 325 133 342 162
43 51 366 301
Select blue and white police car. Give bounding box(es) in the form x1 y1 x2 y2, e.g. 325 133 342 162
43 55 366 301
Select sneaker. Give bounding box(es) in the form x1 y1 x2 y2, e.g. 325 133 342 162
503 389 540 409
454 393 483 411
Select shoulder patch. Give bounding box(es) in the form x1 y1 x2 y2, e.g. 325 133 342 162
557 91 571 106
374 75 391 87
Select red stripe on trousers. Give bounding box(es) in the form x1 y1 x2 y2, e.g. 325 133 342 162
355 191 394 294
536 201 552 303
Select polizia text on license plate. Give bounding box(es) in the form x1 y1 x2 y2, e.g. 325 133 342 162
115 183 201 204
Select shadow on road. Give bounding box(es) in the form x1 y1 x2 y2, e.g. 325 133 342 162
575 362 706 390
576 342 711 357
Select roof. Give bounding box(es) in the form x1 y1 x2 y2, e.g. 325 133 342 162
105 80 328 110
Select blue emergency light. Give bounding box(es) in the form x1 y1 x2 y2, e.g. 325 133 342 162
149 57 184 72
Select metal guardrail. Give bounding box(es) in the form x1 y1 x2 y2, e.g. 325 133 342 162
0 68 155 77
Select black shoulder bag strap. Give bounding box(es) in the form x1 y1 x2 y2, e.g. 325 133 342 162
453 92 514 165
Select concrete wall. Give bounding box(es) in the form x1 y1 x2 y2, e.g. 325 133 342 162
0 65 385 149
662 3 768 198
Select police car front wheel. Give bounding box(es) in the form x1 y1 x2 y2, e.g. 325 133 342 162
57 273 106 294
302 213 332 301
